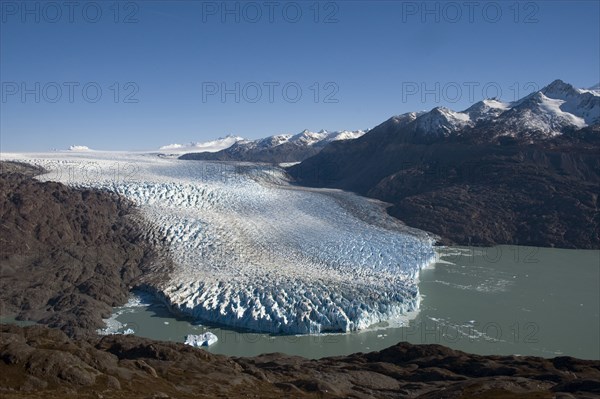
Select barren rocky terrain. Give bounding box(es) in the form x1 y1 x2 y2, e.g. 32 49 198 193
0 161 171 338
2 324 600 398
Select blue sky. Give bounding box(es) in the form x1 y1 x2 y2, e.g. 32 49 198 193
1 0 599 151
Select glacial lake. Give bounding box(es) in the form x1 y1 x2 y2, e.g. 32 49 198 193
105 245 599 360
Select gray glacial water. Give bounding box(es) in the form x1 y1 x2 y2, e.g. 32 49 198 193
108 245 600 360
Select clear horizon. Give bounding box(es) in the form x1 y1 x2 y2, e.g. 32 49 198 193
1 1 599 151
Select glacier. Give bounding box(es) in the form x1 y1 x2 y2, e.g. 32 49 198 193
3 152 437 334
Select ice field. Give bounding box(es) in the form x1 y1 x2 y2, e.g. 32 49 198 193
3 152 437 334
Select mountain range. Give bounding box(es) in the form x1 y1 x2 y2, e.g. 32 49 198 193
288 80 600 248
178 129 366 163
345 79 599 145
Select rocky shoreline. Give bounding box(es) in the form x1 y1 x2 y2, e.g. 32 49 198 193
0 161 172 338
1 161 599 398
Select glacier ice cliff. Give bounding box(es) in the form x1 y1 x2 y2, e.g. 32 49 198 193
8 153 437 334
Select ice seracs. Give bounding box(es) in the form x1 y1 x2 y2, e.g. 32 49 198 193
6 152 436 335
185 332 218 347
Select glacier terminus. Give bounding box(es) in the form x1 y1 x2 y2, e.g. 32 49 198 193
6 152 437 335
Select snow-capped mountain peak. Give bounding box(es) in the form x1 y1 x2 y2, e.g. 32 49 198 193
518 81 599 126
541 79 581 100
463 98 510 122
290 130 329 146
392 111 425 123
412 106 473 137
482 98 510 108
506 91 587 135
242 134 291 150
405 79 599 140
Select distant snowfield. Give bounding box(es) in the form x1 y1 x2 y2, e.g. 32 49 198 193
2 151 436 334
158 135 244 154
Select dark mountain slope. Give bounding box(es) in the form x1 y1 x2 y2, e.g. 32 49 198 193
289 81 600 248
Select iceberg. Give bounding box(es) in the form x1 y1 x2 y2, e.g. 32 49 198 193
185 332 218 347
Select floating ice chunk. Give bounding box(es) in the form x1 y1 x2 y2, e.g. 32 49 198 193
185 332 218 347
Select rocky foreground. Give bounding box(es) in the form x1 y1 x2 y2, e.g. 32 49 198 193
1 161 599 398
2 324 600 399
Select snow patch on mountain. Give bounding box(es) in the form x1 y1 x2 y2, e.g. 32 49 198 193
327 130 367 141
577 83 600 96
535 93 586 128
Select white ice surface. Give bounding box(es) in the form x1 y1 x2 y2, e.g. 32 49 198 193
2 152 437 334
185 332 218 347
68 145 92 152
